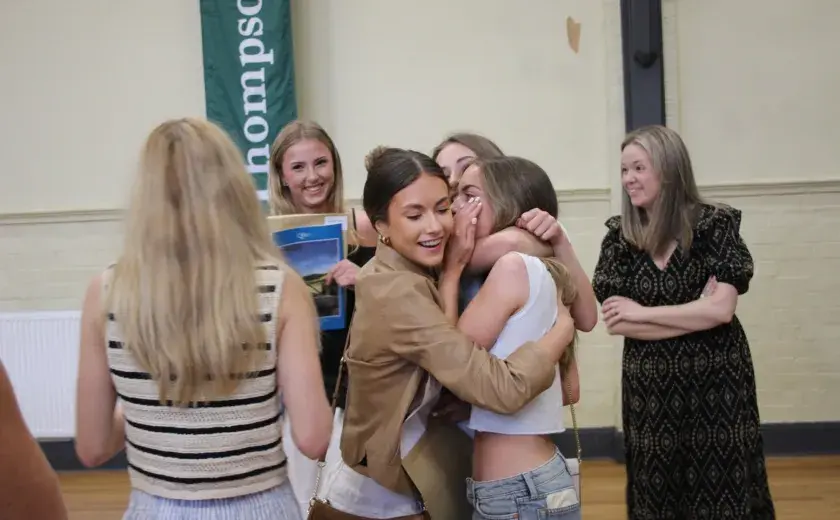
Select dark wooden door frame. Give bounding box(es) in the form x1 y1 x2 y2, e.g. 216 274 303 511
621 0 666 131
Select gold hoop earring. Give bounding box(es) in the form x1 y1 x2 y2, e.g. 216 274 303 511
379 234 391 246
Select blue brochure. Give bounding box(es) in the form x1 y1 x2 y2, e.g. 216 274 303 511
272 223 345 331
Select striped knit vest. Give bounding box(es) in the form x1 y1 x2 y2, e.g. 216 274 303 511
104 265 287 500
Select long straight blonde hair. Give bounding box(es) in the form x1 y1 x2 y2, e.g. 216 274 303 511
620 125 706 256
108 118 282 405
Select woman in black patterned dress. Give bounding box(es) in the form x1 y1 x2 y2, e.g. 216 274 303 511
592 125 775 519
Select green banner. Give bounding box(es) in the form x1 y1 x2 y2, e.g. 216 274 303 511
199 0 297 203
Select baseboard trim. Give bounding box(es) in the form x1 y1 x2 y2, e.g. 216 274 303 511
41 440 127 472
41 421 840 472
760 421 840 456
551 427 624 461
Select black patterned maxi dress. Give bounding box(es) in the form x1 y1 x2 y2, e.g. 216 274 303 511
592 205 775 519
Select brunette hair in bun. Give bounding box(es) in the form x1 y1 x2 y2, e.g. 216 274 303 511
362 146 447 225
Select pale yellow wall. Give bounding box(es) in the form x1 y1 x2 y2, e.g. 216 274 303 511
663 0 840 186
290 0 626 196
0 0 206 214
1 0 836 432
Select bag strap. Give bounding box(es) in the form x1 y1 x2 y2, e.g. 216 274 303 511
564 376 582 463
309 320 352 508
562 352 582 464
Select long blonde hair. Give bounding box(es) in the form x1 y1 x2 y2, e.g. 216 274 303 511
620 125 706 256
268 120 345 215
108 118 282 405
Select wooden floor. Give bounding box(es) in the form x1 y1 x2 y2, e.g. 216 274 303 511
59 457 840 519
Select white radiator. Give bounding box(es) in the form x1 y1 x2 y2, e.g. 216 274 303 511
0 311 81 438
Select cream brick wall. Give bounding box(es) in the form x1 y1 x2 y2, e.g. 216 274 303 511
0 212 123 312
703 183 840 423
4 182 836 427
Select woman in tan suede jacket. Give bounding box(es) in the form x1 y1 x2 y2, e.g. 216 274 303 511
308 147 576 519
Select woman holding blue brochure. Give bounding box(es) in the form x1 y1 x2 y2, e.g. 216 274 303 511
267 120 379 515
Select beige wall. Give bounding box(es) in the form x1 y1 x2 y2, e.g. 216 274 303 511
0 1 206 214
290 0 625 196
662 0 840 423
1 0 836 431
663 0 840 186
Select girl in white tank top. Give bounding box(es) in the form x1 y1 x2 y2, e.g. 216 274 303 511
450 155 592 519
467 253 566 435
458 252 580 520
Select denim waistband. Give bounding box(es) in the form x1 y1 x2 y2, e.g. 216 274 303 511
466 449 570 501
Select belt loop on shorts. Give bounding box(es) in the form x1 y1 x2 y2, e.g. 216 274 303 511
555 447 570 475
522 471 539 499
465 477 476 501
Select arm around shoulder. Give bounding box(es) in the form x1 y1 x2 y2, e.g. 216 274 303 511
552 238 598 332
362 270 556 414
275 269 332 460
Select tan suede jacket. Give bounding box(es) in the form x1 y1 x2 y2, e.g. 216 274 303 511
339 243 556 496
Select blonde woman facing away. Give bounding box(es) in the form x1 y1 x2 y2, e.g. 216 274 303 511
74 118 332 520
592 125 775 519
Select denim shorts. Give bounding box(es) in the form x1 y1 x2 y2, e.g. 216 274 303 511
466 450 581 520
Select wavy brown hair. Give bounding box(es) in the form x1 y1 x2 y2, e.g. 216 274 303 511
472 156 558 233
